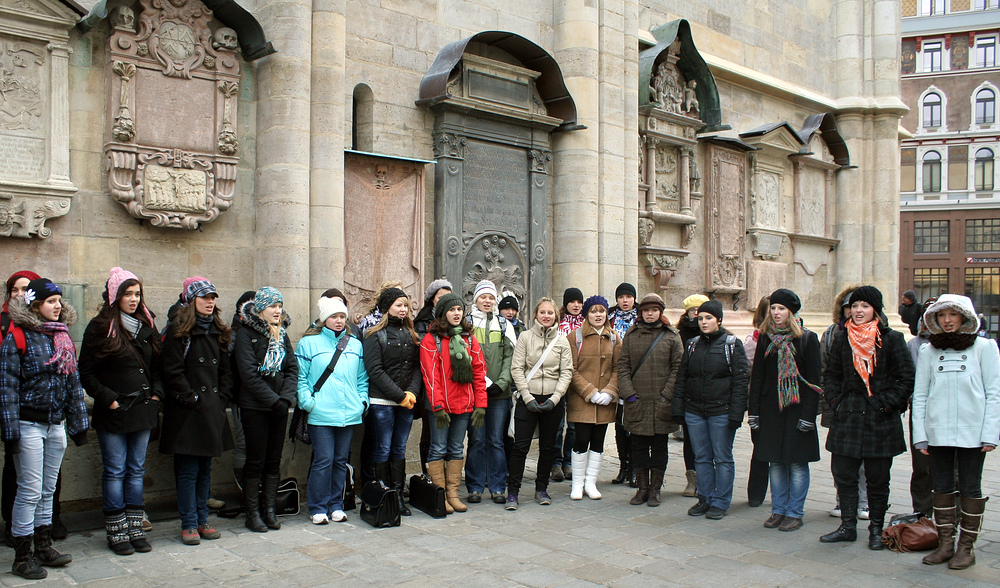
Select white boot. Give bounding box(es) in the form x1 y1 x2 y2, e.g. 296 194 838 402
570 451 587 500
584 451 604 499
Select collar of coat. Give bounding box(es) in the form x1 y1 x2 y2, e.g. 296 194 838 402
6 296 77 330
470 308 516 345
239 299 291 337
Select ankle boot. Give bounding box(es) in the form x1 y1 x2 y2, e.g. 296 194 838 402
11 534 45 579
33 525 71 566
682 470 698 497
445 460 468 512
125 506 151 552
647 469 665 507
570 451 587 500
949 495 987 570
922 491 958 565
389 459 411 516
242 476 267 533
261 473 282 530
584 451 603 499
612 454 630 485
427 461 451 514
867 498 888 550
820 499 858 543
105 510 135 555
629 468 650 505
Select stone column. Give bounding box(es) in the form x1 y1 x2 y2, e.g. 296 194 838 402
622 0 640 286
679 147 692 215
310 0 347 302
644 138 657 210
255 0 313 325
47 42 73 188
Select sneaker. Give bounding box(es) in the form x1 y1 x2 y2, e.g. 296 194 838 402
330 510 347 523
197 524 221 540
829 507 841 517
181 528 200 545
763 513 784 528
705 506 727 520
467 491 482 504
858 508 870 520
206 497 225 510
141 512 153 532
534 491 551 505
550 465 564 483
688 499 710 517
778 516 803 532
492 491 507 504
311 513 329 525
505 494 519 511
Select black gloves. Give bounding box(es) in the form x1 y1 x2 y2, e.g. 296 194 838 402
747 415 759 430
525 399 542 413
796 419 816 432
538 399 556 412
487 383 504 398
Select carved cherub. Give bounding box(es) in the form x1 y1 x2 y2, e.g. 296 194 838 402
212 27 239 51
683 80 700 115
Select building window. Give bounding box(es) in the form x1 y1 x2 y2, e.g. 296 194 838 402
976 89 996 124
923 151 942 192
914 220 950 253
976 148 995 191
923 92 942 127
966 218 1000 251
923 41 943 72
977 37 997 68
975 0 999 10
965 267 999 339
914 268 949 302
922 0 946 15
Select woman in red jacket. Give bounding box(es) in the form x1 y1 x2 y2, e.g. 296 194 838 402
419 292 486 514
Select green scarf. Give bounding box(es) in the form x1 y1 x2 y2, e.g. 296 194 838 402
765 323 822 410
448 326 474 384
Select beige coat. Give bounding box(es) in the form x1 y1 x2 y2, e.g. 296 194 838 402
566 322 620 424
510 322 574 404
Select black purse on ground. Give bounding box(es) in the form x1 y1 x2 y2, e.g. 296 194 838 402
408 474 447 518
359 480 400 528
275 478 300 516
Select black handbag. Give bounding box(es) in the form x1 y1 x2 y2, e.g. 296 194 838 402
359 480 400 528
275 478 300 516
408 474 447 518
343 463 356 511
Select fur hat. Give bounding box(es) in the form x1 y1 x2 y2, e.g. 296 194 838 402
23 278 62 306
582 295 609 318
435 292 466 319
848 285 883 315
317 296 349 325
562 287 584 308
922 294 979 335
698 300 724 322
615 282 637 300
254 286 283 312
769 288 802 315
638 292 666 312
498 295 519 312
377 287 407 314
683 294 709 312
831 285 859 323
184 277 216 301
473 280 498 303
423 278 453 304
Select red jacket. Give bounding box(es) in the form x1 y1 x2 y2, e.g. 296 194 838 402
420 332 487 414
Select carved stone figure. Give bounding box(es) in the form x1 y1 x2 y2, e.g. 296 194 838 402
135 0 214 79
638 217 655 246
683 80 699 115
114 6 135 30
212 27 238 51
0 41 44 132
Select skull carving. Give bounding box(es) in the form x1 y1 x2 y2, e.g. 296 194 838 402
212 28 239 51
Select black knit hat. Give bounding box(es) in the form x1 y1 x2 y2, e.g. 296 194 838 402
23 278 61 306
615 282 637 300
849 285 884 314
563 287 584 308
498 295 519 312
768 288 802 315
698 300 724 322
377 287 407 314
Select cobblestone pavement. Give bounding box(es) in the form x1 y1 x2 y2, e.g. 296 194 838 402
7 426 998 587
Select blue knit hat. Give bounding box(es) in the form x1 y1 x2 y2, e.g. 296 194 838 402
582 295 609 318
254 286 283 312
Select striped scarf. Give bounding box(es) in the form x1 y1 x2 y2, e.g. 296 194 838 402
765 324 821 410
846 319 881 397
260 325 287 376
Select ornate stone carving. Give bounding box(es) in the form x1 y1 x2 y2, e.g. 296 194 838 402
212 27 238 51
134 0 214 79
529 149 551 173
641 249 688 290
111 61 136 142
463 234 527 306
433 132 467 158
638 217 655 246
217 81 238 155
114 6 135 31
0 40 43 132
649 60 700 118
705 144 747 293
0 192 68 238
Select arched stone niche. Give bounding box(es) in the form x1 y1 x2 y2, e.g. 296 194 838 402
417 31 580 308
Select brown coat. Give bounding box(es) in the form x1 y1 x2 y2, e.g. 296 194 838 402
567 322 621 425
616 319 683 436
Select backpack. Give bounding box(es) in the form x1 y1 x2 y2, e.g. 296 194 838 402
687 334 737 369
571 327 617 354
5 324 27 356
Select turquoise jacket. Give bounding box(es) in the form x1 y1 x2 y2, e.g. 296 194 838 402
295 328 368 427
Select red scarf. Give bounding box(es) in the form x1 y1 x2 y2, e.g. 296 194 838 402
30 321 78 375
846 319 881 396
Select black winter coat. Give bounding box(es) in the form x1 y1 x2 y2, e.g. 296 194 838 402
233 301 297 412
677 317 700 345
363 318 421 405
673 329 749 423
159 320 234 457
822 324 914 459
748 330 822 464
79 317 162 434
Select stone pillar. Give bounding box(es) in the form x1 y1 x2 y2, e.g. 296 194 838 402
255 0 313 325
552 0 600 296
47 42 73 188
679 147 692 215
310 0 347 303
622 0 641 286
644 138 657 210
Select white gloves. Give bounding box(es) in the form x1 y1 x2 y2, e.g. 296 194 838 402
590 391 613 406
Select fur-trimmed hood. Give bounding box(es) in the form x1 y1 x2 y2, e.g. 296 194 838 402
238 299 291 336
922 294 978 335
831 284 859 324
6 296 77 329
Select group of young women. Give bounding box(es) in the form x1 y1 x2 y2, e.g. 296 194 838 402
1 267 996 579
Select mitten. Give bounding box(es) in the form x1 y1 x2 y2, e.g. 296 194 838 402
471 407 486 428
487 383 504 398
434 409 451 429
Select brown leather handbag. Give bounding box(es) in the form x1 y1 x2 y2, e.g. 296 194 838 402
882 517 939 552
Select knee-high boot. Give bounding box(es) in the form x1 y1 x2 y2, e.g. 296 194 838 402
390 459 411 516
922 491 958 565
427 461 452 514
949 496 987 570
445 460 468 512
629 468 649 505
261 473 282 530
242 476 267 533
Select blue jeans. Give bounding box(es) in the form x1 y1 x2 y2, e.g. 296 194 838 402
428 413 471 461
307 425 354 515
685 413 736 511
174 454 212 529
769 462 810 519
12 421 66 537
369 404 414 462
97 429 152 513
465 397 511 493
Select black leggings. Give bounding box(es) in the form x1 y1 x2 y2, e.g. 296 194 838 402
240 408 288 480
508 397 564 494
928 446 986 498
572 423 608 454
631 434 669 470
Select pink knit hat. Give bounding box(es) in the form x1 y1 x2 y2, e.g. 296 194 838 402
107 267 138 305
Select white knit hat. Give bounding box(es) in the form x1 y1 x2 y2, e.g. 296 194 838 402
317 296 349 324
473 280 498 302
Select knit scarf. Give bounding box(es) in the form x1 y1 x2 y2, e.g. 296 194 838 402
447 326 474 384
927 332 978 351
260 324 287 376
119 312 142 339
558 313 584 336
611 309 637 339
846 319 881 397
765 324 821 410
31 322 77 375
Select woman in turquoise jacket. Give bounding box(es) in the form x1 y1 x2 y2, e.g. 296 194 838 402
295 296 368 524
912 294 1000 570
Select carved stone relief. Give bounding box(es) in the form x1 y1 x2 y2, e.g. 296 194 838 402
648 60 699 119
799 167 826 236
705 144 747 293
105 0 241 229
753 171 780 229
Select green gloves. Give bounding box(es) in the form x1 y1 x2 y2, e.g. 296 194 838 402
434 409 451 429
471 407 486 428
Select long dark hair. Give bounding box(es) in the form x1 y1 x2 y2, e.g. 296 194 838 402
172 302 232 350
92 278 159 359
429 308 472 338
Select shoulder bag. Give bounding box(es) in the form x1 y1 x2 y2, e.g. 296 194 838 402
289 334 352 444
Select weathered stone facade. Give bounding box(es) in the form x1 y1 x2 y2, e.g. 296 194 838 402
1 0 905 508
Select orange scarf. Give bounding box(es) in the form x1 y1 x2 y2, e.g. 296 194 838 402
846 319 881 396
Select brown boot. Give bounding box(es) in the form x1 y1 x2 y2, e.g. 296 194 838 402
648 469 665 507
629 468 649 505
922 491 958 565
682 470 697 497
445 460 468 513
427 461 452 514
949 495 987 570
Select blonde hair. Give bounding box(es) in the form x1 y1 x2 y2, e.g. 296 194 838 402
759 307 803 338
533 297 558 326
365 303 419 344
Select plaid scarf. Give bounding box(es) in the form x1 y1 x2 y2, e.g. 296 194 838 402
765 324 821 410
31 322 78 375
846 319 881 397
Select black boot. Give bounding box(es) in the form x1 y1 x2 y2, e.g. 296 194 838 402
105 510 135 555
390 459 411 516
867 498 887 550
820 497 858 543
261 474 281 530
242 476 267 533
126 506 151 552
12 534 45 579
612 454 630 485
33 525 71 566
